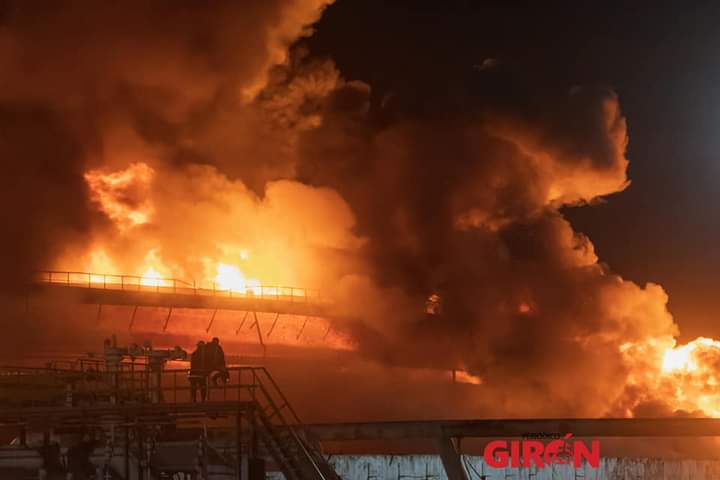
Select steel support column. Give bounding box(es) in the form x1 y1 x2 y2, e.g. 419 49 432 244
253 312 267 357
297 316 309 340
235 311 250 335
207 309 219 333
437 436 468 480
162 307 174 332
266 312 280 338
128 305 139 331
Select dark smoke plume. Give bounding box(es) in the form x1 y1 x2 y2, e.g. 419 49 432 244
296 66 677 417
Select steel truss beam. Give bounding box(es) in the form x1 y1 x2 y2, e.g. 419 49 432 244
305 418 720 440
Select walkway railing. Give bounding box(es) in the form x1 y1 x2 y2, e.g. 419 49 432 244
0 364 298 412
0 364 336 480
35 270 324 303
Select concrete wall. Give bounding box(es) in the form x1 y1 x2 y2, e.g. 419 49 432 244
268 455 720 480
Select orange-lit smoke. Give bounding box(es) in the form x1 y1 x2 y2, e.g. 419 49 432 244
84 163 154 232
57 161 363 298
69 160 720 420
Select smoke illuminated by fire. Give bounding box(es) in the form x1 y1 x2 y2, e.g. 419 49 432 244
71 162 720 419
7 0 720 424
214 263 261 294
659 338 720 416
72 164 720 418
56 161 360 301
84 163 154 232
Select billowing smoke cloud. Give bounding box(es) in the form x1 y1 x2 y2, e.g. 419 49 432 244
0 0 709 421
294 69 684 417
0 0 334 287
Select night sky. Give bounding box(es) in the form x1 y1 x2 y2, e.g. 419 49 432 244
308 1 720 341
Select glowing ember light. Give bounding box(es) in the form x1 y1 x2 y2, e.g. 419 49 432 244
215 263 244 291
661 337 720 373
214 263 261 294
140 267 169 287
426 293 442 314
662 344 697 373
84 249 119 284
87 249 117 274
518 302 531 314
136 249 172 287
84 163 154 232
454 370 483 385
617 336 720 417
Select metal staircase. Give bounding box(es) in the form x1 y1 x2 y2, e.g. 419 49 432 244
119 366 340 480
249 368 339 480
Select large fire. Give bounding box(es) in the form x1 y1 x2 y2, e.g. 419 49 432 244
617 336 720 417
59 162 720 418
58 162 320 297
214 263 261 294
658 338 720 416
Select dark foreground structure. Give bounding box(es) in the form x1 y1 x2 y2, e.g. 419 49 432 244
0 337 340 480
3 340 720 480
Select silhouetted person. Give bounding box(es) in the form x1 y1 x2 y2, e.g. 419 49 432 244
38 441 64 479
206 337 226 370
188 341 208 402
205 337 228 386
66 434 96 480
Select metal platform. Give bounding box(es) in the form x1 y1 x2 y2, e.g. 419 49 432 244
0 363 339 480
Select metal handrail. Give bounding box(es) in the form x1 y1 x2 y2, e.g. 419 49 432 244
34 270 324 302
0 364 333 479
241 368 329 480
258 381 329 480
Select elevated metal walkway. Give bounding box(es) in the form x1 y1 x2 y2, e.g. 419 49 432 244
33 271 336 318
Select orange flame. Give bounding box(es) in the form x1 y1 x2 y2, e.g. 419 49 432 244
214 262 261 293
657 338 720 416
72 163 720 417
